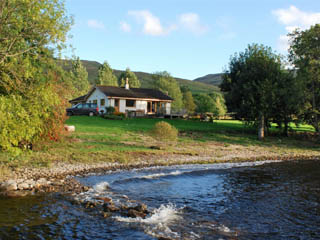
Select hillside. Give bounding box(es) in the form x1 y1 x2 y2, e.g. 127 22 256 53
61 59 220 94
194 73 224 87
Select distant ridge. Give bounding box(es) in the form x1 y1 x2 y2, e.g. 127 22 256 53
193 73 224 87
61 59 221 94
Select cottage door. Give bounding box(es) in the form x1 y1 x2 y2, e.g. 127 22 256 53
115 99 120 112
147 102 152 113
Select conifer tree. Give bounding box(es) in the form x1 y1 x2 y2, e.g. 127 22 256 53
97 61 118 86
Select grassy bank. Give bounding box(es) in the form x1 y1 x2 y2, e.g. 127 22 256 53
0 116 319 179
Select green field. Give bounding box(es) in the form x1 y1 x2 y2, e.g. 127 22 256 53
0 116 318 178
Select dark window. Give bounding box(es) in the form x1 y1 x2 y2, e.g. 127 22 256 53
100 99 105 106
93 99 97 104
126 100 135 107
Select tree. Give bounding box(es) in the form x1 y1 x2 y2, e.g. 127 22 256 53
0 0 72 95
70 57 90 96
152 71 183 110
97 61 118 86
0 0 72 152
194 93 216 113
208 93 227 117
183 90 196 113
289 24 320 132
271 70 304 136
220 44 285 140
119 68 141 88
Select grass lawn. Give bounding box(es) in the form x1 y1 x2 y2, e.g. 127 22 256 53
0 116 319 179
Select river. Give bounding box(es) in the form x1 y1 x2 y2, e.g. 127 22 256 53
0 160 319 239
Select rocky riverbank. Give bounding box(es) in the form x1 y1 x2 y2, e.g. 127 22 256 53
1 147 319 198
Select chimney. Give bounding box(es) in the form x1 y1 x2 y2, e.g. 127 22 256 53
125 77 129 90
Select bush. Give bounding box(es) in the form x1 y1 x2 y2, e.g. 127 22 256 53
150 121 178 143
114 112 126 118
0 83 68 154
105 106 115 115
102 114 124 120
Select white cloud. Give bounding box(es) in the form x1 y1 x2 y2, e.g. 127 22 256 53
272 6 320 52
128 10 175 36
87 19 105 30
126 10 208 36
120 21 131 32
179 13 208 35
272 5 320 28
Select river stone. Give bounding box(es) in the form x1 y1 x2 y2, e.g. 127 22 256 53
25 179 35 186
127 209 147 219
133 204 148 213
6 190 29 197
17 183 29 190
103 203 119 212
3 180 18 191
37 178 47 185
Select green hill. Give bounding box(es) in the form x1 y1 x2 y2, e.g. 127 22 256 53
61 59 220 94
193 73 224 87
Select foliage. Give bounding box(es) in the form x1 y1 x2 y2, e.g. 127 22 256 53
183 90 196 113
289 24 320 132
105 106 116 115
119 68 141 88
0 0 71 66
152 71 183 110
208 93 227 117
194 93 216 114
0 83 68 153
150 121 178 143
97 61 118 86
102 114 125 120
220 43 294 139
0 0 72 152
70 57 90 96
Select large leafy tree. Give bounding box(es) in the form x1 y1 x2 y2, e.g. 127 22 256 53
182 90 196 113
220 44 285 140
208 92 227 117
271 70 304 136
97 61 118 86
119 67 141 88
152 71 183 110
194 93 216 113
0 0 72 152
0 0 71 95
289 24 320 132
70 57 90 96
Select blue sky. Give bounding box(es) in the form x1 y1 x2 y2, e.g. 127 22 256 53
64 0 320 80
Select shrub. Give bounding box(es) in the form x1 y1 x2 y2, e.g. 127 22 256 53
0 82 68 154
102 114 124 120
114 112 126 118
105 106 115 115
150 121 178 143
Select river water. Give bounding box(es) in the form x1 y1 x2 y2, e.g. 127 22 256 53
0 160 319 239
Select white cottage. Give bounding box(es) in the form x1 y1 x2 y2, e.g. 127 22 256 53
70 84 173 116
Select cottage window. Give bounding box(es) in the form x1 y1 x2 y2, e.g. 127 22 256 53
126 100 135 107
93 100 97 104
100 99 105 106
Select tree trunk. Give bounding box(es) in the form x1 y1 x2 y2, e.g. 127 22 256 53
312 77 319 132
283 118 289 137
258 114 265 140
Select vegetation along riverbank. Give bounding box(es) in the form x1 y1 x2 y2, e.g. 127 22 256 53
0 116 319 196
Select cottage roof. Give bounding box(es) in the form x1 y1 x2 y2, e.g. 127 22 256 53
93 86 173 101
69 94 87 104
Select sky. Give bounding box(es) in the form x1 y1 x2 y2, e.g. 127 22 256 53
64 0 320 80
